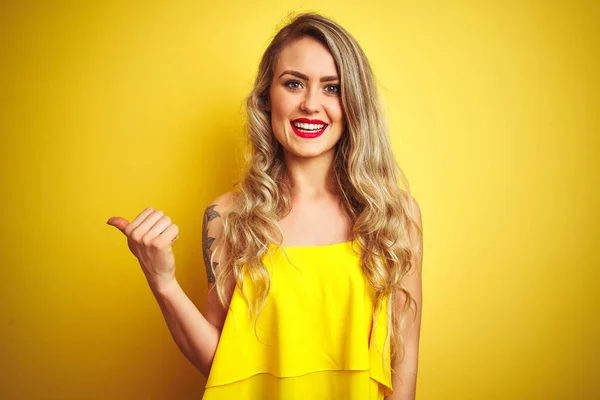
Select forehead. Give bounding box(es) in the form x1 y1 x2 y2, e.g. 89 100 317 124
275 36 338 77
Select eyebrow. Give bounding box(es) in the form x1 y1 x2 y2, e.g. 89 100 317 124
278 70 339 82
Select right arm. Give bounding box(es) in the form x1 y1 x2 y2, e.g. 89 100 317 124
148 192 235 378
149 278 220 378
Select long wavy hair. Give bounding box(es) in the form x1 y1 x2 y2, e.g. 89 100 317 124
213 12 422 370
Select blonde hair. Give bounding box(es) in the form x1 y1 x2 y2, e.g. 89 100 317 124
214 12 422 370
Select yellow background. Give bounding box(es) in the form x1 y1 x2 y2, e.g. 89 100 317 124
1 0 598 399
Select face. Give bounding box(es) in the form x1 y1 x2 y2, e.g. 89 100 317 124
267 36 345 160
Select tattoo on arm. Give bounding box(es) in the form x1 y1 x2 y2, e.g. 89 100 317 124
202 204 221 284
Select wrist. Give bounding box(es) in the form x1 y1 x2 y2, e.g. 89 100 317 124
147 275 179 296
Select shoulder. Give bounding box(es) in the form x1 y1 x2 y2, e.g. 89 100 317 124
202 191 238 239
204 191 237 220
400 190 423 254
202 191 239 233
401 191 422 226
202 191 237 282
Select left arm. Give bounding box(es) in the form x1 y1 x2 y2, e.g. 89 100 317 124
386 194 423 400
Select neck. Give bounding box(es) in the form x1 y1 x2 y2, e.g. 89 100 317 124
283 149 339 200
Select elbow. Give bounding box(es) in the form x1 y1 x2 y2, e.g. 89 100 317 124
187 348 215 379
192 332 221 379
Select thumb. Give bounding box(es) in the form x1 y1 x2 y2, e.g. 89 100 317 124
106 217 130 234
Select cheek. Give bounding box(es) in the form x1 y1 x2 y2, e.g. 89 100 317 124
270 88 294 117
329 101 345 126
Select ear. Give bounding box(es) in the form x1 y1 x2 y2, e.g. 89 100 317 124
265 98 271 112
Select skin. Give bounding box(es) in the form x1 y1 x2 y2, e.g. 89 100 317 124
107 34 422 399
387 194 423 400
268 36 345 164
267 36 352 246
202 204 220 283
106 209 221 378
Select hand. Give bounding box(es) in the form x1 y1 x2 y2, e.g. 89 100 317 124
106 207 180 289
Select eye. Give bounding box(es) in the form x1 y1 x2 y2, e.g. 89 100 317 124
324 84 340 95
285 80 303 90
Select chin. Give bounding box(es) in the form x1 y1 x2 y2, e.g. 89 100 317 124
290 145 336 159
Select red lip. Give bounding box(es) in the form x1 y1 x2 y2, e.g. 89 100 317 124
290 121 327 138
291 118 328 124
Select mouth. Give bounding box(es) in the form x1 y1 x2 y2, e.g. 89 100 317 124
290 118 328 138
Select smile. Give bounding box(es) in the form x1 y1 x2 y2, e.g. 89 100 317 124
290 118 328 138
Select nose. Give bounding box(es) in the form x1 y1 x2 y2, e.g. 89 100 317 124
300 87 320 113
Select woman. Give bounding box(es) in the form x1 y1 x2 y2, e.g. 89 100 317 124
107 12 423 400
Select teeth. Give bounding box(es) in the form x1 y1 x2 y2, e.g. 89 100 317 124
292 122 326 131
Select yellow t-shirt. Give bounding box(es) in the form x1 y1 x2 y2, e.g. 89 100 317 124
203 239 393 400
